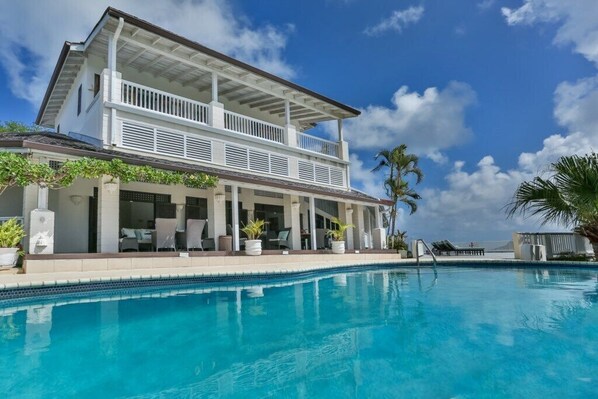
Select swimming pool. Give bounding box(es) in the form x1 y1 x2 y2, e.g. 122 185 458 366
0 265 596 398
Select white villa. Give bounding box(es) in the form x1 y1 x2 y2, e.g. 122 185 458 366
0 8 389 262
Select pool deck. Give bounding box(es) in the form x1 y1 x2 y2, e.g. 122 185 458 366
0 252 520 291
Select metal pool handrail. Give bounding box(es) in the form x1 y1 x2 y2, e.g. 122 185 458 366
415 238 438 267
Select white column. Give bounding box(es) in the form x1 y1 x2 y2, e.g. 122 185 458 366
209 72 225 129
241 188 255 222
28 185 55 255
211 72 218 103
208 185 227 249
97 176 120 253
352 204 365 250
374 205 382 228
337 119 344 142
231 185 240 251
107 18 124 146
285 99 297 147
22 184 39 253
309 196 317 250
285 100 291 126
37 186 49 210
364 207 372 249
338 202 354 250
284 194 301 249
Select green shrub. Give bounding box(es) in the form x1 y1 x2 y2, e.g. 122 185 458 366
0 218 25 248
241 219 265 240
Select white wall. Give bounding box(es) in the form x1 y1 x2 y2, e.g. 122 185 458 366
49 179 95 253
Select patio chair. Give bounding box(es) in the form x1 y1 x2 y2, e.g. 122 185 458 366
186 219 207 251
269 228 291 249
152 218 177 251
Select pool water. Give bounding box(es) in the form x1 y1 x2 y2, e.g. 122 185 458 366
1 266 597 398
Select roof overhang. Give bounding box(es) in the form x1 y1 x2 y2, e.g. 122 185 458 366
36 7 361 129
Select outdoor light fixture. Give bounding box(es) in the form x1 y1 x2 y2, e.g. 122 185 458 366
346 208 354 214
292 202 300 210
69 195 83 206
215 193 225 204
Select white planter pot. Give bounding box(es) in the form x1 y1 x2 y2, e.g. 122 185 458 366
245 240 262 256
331 241 346 254
0 247 19 268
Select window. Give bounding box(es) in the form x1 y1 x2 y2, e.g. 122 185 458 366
93 74 101 97
77 84 82 116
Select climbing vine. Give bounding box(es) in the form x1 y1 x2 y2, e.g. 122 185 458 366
0 152 218 195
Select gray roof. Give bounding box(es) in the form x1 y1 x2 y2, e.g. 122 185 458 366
0 133 389 205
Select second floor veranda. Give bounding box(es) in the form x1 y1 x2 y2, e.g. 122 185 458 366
39 8 359 161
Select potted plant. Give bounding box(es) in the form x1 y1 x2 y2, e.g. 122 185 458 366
0 218 26 268
327 217 355 254
241 219 265 256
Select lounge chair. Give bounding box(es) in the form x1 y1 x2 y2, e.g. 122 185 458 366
152 218 177 251
186 219 207 251
269 228 291 249
443 240 485 256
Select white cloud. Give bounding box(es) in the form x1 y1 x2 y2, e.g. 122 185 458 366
0 0 294 107
403 156 559 242
397 2 598 242
348 153 387 200
331 82 476 162
477 0 496 11
502 0 598 65
364 6 424 36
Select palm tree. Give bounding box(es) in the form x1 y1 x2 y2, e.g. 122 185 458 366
506 153 598 255
372 144 423 235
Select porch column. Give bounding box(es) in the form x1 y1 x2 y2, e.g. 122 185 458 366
352 204 365 250
241 189 255 222
338 202 354 251
22 184 38 253
231 184 240 251
97 176 120 253
28 184 55 255
373 205 386 250
209 72 225 129
283 194 301 249
309 196 317 250
338 119 350 163
107 17 124 146
207 185 227 249
364 207 372 249
285 99 297 147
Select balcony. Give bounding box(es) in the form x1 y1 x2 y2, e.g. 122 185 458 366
119 79 342 158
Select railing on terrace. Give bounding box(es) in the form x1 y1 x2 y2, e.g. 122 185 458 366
121 80 209 125
513 232 593 259
224 110 285 144
296 132 339 158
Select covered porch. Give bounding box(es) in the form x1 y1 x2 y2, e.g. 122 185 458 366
20 177 386 255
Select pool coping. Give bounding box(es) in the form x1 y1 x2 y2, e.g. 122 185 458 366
1 256 596 302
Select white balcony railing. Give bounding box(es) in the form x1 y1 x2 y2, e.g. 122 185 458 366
121 80 209 124
224 110 285 144
119 80 341 158
296 132 339 158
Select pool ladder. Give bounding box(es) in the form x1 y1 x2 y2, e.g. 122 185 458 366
414 239 437 267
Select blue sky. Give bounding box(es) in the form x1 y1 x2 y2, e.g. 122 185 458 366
1 0 598 242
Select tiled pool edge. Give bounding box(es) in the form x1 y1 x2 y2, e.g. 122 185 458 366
0 259 403 301
2 256 597 301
